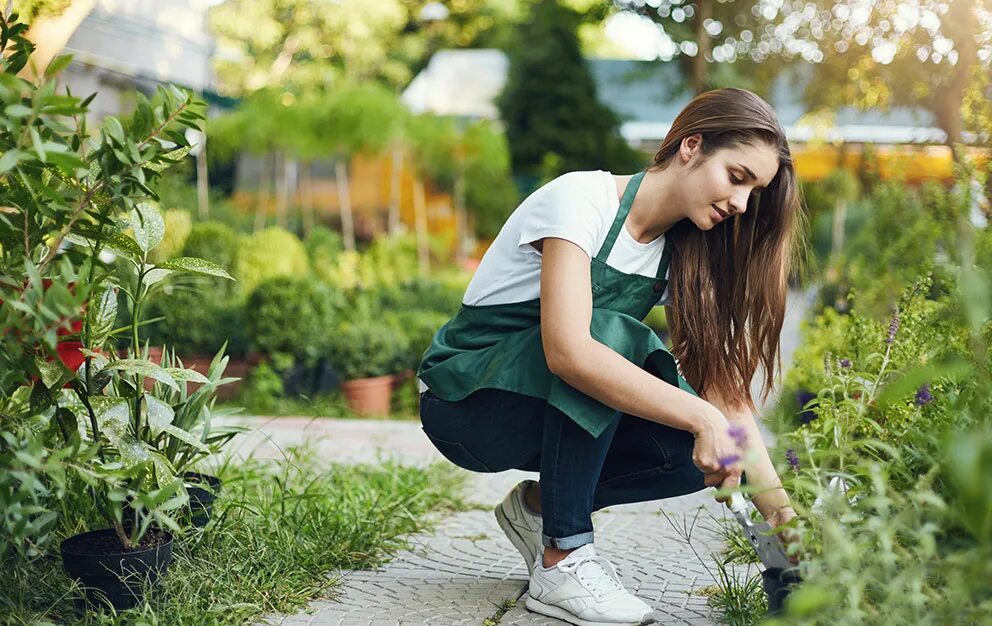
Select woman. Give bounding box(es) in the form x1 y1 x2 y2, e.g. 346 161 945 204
417 88 802 626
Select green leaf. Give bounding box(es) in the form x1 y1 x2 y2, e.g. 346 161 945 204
45 54 73 77
106 359 178 390
129 202 165 253
142 267 173 285
4 103 31 117
165 367 211 384
102 116 125 145
86 285 118 347
64 228 144 262
0 149 22 174
155 257 234 280
36 358 66 389
145 394 209 452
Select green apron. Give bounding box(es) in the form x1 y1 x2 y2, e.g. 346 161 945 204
417 171 698 439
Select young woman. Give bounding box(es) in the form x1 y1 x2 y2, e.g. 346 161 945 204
417 88 802 626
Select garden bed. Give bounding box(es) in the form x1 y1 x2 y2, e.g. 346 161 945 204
0 446 467 624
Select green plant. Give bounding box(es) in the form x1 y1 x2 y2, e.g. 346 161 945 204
327 319 409 380
0 444 467 624
147 346 245 475
0 12 237 553
244 276 345 364
232 226 310 295
757 220 992 623
148 206 192 263
305 225 344 284
180 219 242 278
383 309 450 373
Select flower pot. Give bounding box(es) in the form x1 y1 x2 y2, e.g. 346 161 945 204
340 374 394 416
60 527 174 611
761 567 803 614
184 471 222 528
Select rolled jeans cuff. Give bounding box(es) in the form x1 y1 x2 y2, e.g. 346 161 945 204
542 530 594 550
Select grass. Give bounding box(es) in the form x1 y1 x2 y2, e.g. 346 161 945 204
482 598 518 626
659 507 769 626
0 444 466 625
715 518 762 566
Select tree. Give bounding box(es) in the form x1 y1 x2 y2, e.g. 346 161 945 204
497 0 641 186
209 0 531 97
613 0 786 96
775 0 992 153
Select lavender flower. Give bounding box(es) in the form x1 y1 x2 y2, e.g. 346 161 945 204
786 448 800 471
915 383 933 406
796 390 817 424
840 358 852 369
886 309 901 345
718 454 742 467
727 423 748 448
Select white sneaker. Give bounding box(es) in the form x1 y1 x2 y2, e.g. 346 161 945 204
494 479 544 576
526 545 655 626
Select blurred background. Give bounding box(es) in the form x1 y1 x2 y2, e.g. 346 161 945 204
15 0 992 416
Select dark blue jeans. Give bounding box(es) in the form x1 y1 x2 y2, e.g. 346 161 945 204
419 387 707 550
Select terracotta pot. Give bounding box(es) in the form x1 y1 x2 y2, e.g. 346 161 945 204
340 374 394 416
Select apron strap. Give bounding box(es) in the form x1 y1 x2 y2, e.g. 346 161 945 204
595 171 644 262
655 230 674 280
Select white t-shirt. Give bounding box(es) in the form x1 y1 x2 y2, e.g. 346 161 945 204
462 170 672 306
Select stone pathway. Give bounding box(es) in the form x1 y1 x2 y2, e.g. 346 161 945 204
232 290 809 625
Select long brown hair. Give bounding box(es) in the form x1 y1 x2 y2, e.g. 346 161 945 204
649 88 805 410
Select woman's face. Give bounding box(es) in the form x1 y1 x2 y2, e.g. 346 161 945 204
678 136 780 231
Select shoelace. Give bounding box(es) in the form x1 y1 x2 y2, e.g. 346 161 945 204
557 555 626 599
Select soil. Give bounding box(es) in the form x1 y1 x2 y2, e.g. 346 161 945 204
68 528 170 556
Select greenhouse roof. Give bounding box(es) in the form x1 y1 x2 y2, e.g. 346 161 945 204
402 49 952 146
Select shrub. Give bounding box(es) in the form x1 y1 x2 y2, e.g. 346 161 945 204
145 282 249 357
148 207 193 263
374 276 465 317
181 220 242 276
327 320 409 380
233 227 310 295
0 12 237 557
383 309 451 373
244 277 344 364
305 226 344 284
145 220 248 356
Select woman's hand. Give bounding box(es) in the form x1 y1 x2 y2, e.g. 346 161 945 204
767 506 802 565
690 402 743 491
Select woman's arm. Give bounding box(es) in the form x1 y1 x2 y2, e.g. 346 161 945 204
702 385 795 526
538 237 740 481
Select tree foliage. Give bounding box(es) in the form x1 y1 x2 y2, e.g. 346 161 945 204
498 0 641 184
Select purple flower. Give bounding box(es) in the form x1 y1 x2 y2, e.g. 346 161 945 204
727 423 748 448
915 383 933 406
786 449 800 471
886 309 901 345
840 358 852 369
796 390 818 424
718 454 742 467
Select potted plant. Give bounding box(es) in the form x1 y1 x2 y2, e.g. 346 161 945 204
0 16 239 611
328 320 408 416
150 346 244 527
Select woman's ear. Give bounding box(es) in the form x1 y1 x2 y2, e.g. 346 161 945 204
679 133 703 165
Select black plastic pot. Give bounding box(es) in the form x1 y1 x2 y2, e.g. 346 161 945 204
60 527 173 611
762 567 803 614
184 471 222 527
